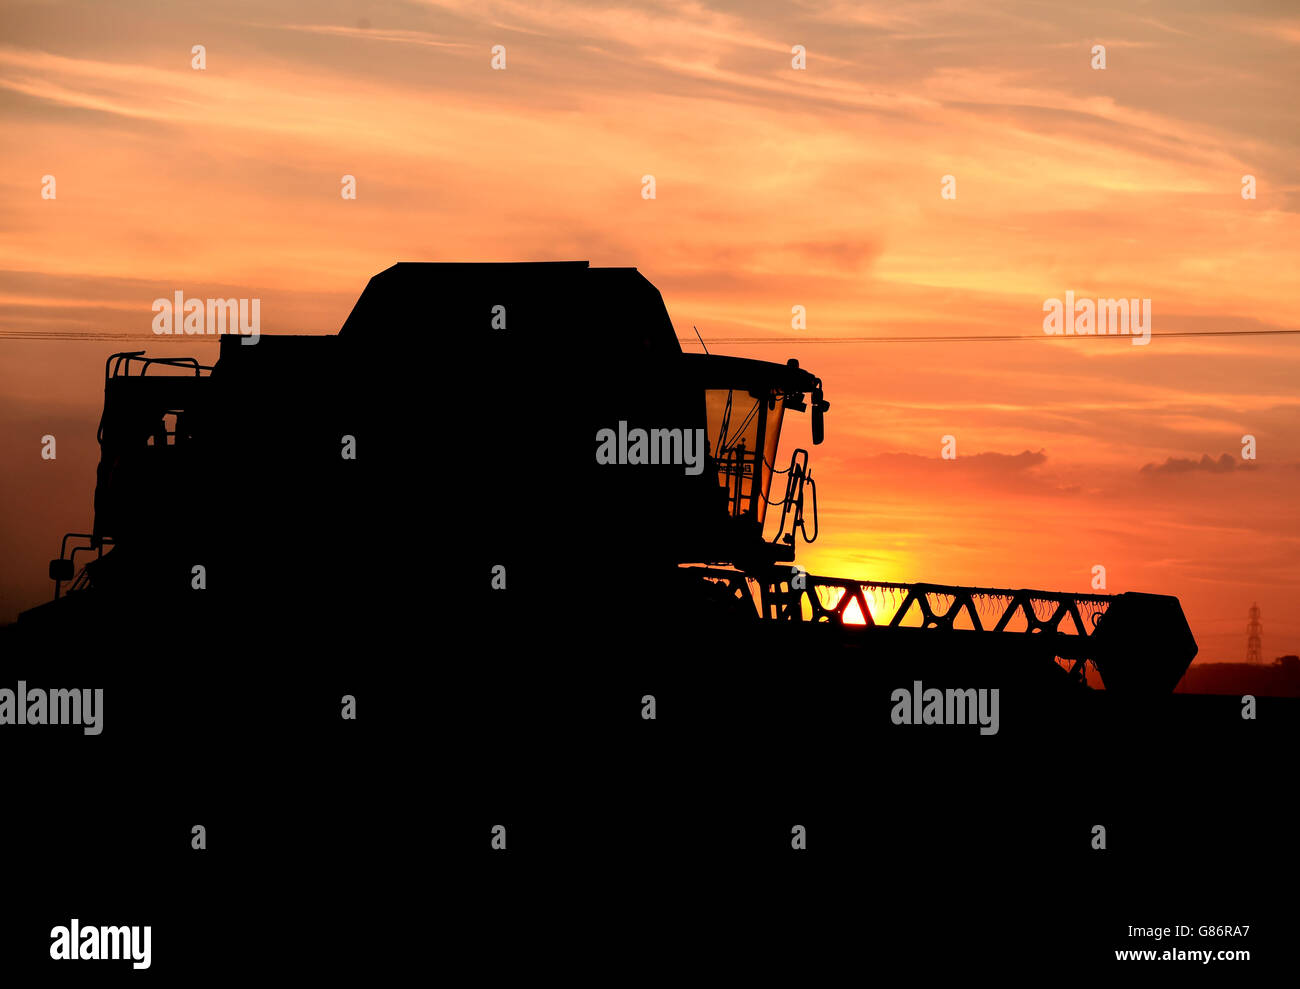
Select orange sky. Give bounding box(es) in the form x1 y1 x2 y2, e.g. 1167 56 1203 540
1 0 1298 661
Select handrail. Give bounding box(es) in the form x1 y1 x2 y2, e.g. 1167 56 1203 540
98 351 214 444
105 351 213 381
51 533 113 600
770 448 817 547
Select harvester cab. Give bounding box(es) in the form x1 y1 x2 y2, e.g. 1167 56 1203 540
681 353 827 569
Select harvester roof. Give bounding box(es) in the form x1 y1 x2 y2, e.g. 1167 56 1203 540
337 261 682 358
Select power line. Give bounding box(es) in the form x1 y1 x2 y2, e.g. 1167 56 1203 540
3 327 1299 344
0 332 225 341
676 328 1300 345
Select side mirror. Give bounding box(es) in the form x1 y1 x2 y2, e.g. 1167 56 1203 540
811 383 829 445
49 559 74 581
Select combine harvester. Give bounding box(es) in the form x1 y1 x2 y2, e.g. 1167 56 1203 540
22 262 1196 699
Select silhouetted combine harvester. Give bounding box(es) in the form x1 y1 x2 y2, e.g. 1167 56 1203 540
22 262 1196 699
